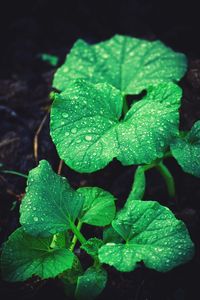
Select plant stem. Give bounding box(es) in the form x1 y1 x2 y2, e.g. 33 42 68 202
142 162 156 172
127 162 156 202
123 95 129 116
0 170 28 179
69 220 86 250
155 162 175 198
163 151 172 159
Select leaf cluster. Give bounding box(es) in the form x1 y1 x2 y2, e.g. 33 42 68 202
1 35 198 299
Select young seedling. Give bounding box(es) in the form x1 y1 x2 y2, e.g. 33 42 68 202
1 35 198 299
1 161 194 299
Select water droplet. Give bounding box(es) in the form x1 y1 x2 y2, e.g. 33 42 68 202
71 128 77 134
85 135 92 141
34 217 39 222
62 113 69 118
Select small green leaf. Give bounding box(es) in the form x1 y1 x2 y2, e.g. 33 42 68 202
1 228 74 282
60 256 83 297
53 35 187 94
127 166 146 202
81 238 104 257
77 187 116 226
99 200 194 272
50 80 181 172
50 232 70 249
41 53 58 66
20 160 83 236
171 120 200 177
75 266 107 300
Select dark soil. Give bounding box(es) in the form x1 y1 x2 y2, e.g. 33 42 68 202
0 1 200 299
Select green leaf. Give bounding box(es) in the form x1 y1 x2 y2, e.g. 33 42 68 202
1 228 74 282
127 166 146 202
50 80 121 172
20 160 83 236
81 238 104 257
50 80 181 172
41 53 58 66
59 256 83 297
171 120 200 177
117 82 181 165
53 35 187 94
75 266 107 300
77 187 116 226
98 200 194 272
103 226 123 244
50 232 70 249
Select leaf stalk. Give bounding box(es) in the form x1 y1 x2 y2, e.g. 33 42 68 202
69 220 86 250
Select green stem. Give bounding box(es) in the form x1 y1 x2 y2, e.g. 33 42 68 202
155 162 175 198
123 95 129 116
127 163 156 202
142 162 156 172
163 151 172 159
0 170 28 179
69 220 86 250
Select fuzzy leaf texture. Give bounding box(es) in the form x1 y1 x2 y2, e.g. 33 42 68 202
53 35 187 94
20 160 83 236
98 200 194 272
1 228 74 282
171 120 200 177
50 80 181 172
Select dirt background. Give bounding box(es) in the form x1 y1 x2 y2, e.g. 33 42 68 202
0 0 200 299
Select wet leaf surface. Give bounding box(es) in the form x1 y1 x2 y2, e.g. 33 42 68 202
99 200 194 272
53 35 187 94
1 227 74 282
171 120 200 177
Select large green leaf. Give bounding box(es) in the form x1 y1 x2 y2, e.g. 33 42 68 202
75 266 107 300
77 187 116 226
53 35 187 94
171 120 200 177
1 228 74 282
50 80 181 172
20 160 83 236
50 80 121 172
117 82 181 165
98 200 194 272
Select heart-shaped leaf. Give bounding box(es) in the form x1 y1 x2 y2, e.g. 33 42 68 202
77 187 116 226
98 200 194 272
53 35 187 95
171 120 200 177
1 228 74 282
50 80 181 172
20 160 83 236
